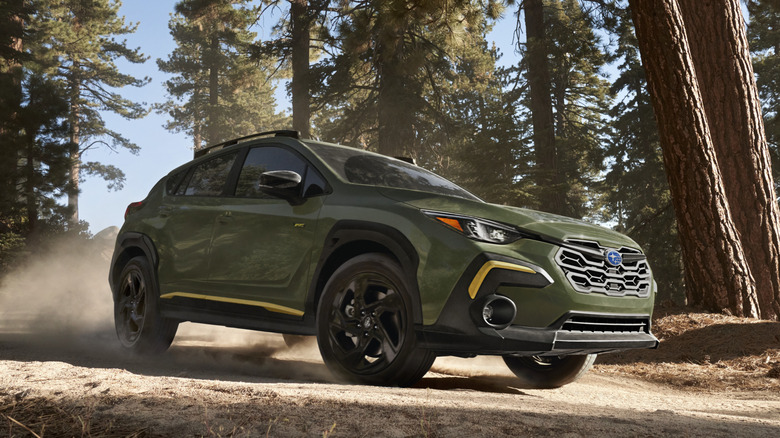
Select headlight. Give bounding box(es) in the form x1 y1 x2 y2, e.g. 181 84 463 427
423 211 522 244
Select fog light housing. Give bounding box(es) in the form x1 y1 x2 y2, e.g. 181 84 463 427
471 294 517 330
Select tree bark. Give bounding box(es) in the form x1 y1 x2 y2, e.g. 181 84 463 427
629 0 760 317
678 0 780 320
524 0 566 216
0 2 24 222
290 0 311 139
376 6 413 158
207 36 220 145
193 87 202 150
68 63 81 227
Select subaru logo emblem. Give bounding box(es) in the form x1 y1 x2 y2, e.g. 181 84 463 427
606 250 622 267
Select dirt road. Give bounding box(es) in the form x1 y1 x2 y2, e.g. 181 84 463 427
2 323 779 437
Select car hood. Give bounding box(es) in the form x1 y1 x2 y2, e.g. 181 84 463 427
378 188 641 250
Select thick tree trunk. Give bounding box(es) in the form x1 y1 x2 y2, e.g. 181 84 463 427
524 0 566 216
377 59 409 157
678 0 780 320
376 8 413 158
629 0 760 317
290 0 311 139
0 3 24 226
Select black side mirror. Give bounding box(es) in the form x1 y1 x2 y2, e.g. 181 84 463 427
260 170 302 189
259 170 303 203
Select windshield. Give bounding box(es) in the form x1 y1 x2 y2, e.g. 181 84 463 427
306 142 481 202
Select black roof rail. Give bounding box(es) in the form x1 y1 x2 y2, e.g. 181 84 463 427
193 130 300 159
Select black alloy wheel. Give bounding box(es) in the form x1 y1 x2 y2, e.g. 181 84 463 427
117 266 147 346
317 253 435 386
114 256 178 354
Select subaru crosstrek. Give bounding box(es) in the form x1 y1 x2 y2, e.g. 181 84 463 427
109 130 658 388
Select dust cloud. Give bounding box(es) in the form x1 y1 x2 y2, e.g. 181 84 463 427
0 229 117 345
0 227 330 382
0 228 499 383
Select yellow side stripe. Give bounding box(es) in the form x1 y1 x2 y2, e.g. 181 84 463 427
159 292 304 317
468 261 537 299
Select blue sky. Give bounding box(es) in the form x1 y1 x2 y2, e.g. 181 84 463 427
79 1 524 233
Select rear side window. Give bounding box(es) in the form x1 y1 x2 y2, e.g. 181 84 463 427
178 152 238 197
165 170 187 195
235 146 308 198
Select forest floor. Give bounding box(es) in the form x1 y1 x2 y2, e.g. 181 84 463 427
1 235 779 436
0 309 779 437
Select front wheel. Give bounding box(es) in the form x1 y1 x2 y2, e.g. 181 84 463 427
316 253 435 387
114 256 178 354
503 354 596 389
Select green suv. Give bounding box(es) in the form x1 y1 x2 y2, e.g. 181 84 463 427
109 130 657 388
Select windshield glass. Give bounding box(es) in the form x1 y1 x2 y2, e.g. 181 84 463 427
306 142 481 202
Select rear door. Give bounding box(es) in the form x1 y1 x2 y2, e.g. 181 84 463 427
205 145 327 316
156 151 240 295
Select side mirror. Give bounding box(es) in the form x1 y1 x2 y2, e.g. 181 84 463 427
259 170 302 189
258 170 303 203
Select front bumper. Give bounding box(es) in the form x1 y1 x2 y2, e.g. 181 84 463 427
418 311 659 356
417 252 658 356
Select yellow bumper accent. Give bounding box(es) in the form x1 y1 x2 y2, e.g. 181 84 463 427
159 292 304 317
468 261 537 299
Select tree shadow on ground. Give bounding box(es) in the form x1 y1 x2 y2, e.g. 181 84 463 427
3 388 779 438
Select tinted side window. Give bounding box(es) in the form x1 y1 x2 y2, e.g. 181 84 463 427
236 147 307 198
165 169 187 195
180 152 237 197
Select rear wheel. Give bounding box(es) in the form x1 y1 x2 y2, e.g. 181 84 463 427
114 256 178 354
316 253 435 387
503 354 596 389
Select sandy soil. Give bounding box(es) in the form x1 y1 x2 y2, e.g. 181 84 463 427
1 238 779 436
1 323 779 437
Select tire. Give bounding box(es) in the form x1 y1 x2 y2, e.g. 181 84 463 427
114 256 178 354
503 354 596 389
316 253 435 387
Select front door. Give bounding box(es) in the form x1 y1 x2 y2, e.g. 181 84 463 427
205 145 325 316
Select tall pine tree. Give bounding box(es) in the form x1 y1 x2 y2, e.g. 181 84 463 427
629 0 761 317
0 0 29 236
678 0 780 319
157 0 285 150
311 0 503 161
513 0 613 219
17 72 75 237
32 0 149 226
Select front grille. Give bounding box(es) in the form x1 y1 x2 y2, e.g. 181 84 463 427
554 240 652 298
561 315 650 334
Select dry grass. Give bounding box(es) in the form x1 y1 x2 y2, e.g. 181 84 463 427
596 308 780 391
0 395 149 438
